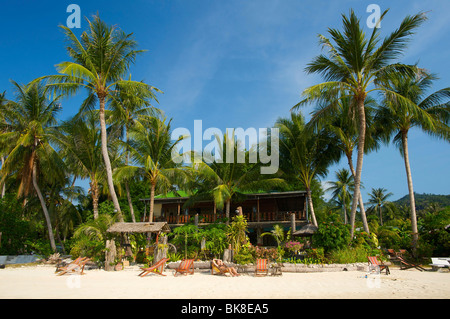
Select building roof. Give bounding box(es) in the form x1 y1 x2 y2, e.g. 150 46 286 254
107 222 171 234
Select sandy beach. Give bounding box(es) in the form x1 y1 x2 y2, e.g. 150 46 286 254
0 264 448 299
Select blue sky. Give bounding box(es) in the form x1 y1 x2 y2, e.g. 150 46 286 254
0 0 449 201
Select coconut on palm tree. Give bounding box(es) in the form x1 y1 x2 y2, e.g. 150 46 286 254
35 15 161 221
0 81 66 251
293 9 427 237
375 70 450 250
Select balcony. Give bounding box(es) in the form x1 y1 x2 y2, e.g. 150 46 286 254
158 210 306 226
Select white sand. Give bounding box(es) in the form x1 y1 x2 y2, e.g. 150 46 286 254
0 264 448 299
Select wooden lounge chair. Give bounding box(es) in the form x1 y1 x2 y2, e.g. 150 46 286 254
55 257 91 276
255 259 269 277
173 259 195 276
138 257 169 277
368 256 390 275
211 259 232 276
397 256 426 272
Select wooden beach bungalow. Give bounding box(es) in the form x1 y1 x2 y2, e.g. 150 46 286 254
139 190 309 245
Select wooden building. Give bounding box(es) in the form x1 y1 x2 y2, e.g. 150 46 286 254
139 190 309 245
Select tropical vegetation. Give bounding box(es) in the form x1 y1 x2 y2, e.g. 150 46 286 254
0 9 449 267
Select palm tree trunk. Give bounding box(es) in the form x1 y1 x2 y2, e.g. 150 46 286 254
32 159 57 252
349 98 366 239
125 182 136 222
401 130 418 253
379 205 383 226
125 128 136 223
149 182 156 222
346 152 370 233
98 95 123 221
343 202 348 224
90 179 99 220
1 156 5 198
306 188 318 227
226 199 231 225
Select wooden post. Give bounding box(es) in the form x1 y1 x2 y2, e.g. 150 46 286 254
177 202 181 224
154 234 168 262
237 206 243 216
105 239 116 271
290 212 296 233
194 214 199 227
257 197 260 223
257 227 263 245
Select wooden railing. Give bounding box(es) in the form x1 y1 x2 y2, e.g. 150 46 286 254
162 211 305 224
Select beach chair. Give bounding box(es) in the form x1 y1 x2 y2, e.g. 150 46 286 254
429 258 450 271
55 257 91 276
397 256 426 272
368 256 390 275
211 259 232 276
138 257 169 277
255 259 269 277
173 259 195 276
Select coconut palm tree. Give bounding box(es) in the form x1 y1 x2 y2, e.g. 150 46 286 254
327 168 354 224
109 81 161 222
53 111 121 219
367 187 393 226
308 95 380 233
0 91 8 198
113 115 187 222
190 131 286 225
293 9 427 237
35 15 161 221
0 81 66 252
375 70 450 249
276 112 340 227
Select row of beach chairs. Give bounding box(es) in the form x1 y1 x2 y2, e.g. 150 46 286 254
138 258 275 277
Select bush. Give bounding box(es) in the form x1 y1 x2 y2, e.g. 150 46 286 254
328 246 369 264
313 212 351 252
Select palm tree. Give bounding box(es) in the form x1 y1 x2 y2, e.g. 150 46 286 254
327 168 354 224
0 81 66 251
375 70 450 249
276 112 340 227
109 81 161 222
293 9 427 237
308 95 380 233
367 187 393 226
0 91 8 198
113 115 187 222
35 15 161 221
190 131 285 224
53 111 120 219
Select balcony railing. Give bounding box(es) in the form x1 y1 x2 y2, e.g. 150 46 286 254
160 211 305 224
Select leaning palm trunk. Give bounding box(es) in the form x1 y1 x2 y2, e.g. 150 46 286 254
32 160 57 252
401 131 418 253
99 96 123 221
346 152 370 233
349 99 366 239
306 188 318 227
125 182 136 222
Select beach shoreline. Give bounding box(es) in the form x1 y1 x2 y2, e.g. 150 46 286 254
0 264 448 299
